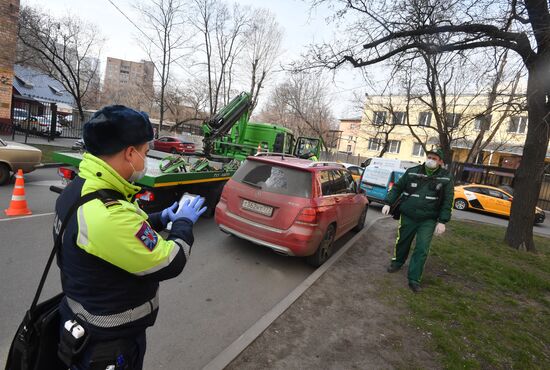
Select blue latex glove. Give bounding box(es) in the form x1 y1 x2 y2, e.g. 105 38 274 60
168 196 208 224
161 202 178 226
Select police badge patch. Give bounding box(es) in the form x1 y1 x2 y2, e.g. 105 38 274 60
135 222 158 251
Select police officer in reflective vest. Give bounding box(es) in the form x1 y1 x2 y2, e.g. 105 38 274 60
382 148 454 293
54 105 207 369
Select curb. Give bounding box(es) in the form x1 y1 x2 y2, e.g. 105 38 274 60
202 215 389 370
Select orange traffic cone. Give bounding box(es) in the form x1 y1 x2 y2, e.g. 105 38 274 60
5 169 32 216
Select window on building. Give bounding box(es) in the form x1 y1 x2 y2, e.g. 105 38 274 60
392 111 406 125
412 143 425 157
368 138 382 151
387 140 401 153
474 115 492 131
446 113 462 128
508 116 528 134
373 111 387 125
350 123 358 130
418 112 431 126
346 144 352 152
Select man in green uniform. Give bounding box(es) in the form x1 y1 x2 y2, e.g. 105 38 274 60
381 148 454 292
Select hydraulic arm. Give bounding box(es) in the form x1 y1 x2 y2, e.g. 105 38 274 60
202 92 251 157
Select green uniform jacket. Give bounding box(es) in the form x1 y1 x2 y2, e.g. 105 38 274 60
385 164 454 223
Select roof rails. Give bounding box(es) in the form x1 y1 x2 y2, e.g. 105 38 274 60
308 161 345 168
253 152 296 158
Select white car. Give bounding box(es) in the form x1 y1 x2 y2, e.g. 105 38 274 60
35 116 63 136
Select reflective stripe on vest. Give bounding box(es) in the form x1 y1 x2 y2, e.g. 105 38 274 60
66 290 159 328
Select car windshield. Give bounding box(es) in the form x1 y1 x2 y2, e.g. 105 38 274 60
232 160 312 198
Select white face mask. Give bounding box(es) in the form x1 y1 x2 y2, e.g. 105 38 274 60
425 159 439 169
128 149 148 182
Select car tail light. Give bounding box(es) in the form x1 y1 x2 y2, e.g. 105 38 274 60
296 207 318 224
388 181 394 190
136 191 155 202
58 167 75 180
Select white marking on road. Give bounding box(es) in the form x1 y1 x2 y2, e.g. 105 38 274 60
0 212 54 221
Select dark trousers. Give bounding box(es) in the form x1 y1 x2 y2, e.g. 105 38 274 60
59 308 147 370
391 214 437 284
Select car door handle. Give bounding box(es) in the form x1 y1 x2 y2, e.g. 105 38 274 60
335 198 341 202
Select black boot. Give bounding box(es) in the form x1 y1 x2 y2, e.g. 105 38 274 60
408 282 421 293
387 264 401 273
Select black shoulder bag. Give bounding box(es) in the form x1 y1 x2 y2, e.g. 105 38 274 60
5 190 121 370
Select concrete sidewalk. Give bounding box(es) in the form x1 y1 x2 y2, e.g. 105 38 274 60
1 133 75 148
207 218 439 370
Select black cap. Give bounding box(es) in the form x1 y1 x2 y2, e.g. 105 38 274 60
83 105 154 156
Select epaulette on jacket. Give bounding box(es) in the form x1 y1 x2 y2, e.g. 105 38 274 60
101 199 122 208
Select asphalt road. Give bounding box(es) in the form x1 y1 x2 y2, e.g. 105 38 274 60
0 168 364 369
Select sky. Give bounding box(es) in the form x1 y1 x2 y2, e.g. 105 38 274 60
22 0 369 118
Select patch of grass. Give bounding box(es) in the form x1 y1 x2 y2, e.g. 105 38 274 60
406 220 550 369
28 144 69 164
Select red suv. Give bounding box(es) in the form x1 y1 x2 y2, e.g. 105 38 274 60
215 155 369 266
153 136 195 154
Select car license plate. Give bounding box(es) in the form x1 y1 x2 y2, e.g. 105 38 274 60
242 199 273 216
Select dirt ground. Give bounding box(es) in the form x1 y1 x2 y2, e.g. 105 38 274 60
227 218 440 370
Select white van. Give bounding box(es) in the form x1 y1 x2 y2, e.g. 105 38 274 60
359 158 419 203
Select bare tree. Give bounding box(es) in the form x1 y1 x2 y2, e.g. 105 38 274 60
258 72 335 143
306 0 549 251
135 0 190 136
17 6 103 120
465 51 525 163
163 80 210 130
244 8 283 114
191 0 249 115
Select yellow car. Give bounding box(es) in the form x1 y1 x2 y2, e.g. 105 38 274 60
341 163 364 182
454 184 545 223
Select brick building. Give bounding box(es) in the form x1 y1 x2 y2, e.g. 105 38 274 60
100 57 154 112
0 0 19 132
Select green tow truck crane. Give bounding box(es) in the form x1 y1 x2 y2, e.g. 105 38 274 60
202 91 321 160
52 92 322 215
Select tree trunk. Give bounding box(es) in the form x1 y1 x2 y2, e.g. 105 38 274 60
505 58 550 251
76 100 85 123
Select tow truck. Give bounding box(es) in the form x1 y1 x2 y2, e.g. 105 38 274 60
52 92 322 216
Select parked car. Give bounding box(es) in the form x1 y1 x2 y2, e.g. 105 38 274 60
359 158 418 203
340 163 364 182
454 184 545 223
72 138 85 151
0 138 42 185
35 116 63 136
153 136 195 154
215 156 369 266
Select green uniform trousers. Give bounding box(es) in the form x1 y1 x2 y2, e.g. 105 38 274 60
391 214 437 284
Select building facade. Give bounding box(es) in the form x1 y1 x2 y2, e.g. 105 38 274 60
338 94 545 167
0 0 19 132
101 57 154 112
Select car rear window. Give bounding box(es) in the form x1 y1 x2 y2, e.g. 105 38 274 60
232 160 312 198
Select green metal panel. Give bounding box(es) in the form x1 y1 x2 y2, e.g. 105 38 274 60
52 151 236 188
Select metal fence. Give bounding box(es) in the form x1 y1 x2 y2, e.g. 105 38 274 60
10 99 85 141
319 151 372 166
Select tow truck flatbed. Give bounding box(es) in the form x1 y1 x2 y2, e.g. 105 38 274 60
52 150 236 188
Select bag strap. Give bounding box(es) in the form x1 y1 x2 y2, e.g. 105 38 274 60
30 189 125 311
